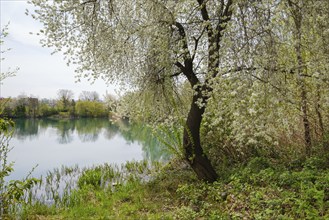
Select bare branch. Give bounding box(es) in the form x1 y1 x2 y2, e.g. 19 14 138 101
191 27 205 61
174 61 185 71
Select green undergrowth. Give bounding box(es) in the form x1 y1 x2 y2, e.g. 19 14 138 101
17 155 329 219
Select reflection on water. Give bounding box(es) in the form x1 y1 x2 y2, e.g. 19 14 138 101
14 118 116 144
9 118 170 180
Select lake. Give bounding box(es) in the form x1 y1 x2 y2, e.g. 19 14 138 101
7 118 169 180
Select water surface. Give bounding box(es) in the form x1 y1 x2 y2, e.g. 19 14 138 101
8 118 168 180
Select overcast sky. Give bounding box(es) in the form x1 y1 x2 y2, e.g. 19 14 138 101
0 0 117 100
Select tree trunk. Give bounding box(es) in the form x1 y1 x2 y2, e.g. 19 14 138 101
183 92 218 182
289 1 312 156
175 0 233 183
315 84 329 151
300 84 312 156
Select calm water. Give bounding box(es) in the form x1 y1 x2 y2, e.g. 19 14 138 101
8 118 168 180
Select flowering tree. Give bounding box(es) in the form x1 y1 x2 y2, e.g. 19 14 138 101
29 0 329 181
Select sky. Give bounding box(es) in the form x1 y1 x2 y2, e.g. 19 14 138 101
0 0 117 100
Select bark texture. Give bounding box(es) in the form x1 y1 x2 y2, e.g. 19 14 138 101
183 92 218 182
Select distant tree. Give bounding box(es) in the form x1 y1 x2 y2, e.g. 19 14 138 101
57 89 74 112
70 99 76 116
38 102 57 117
2 96 27 118
75 100 107 118
27 97 39 118
79 91 100 101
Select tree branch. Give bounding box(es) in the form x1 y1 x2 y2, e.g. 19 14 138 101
191 28 206 61
81 0 97 6
197 0 214 39
174 61 185 72
170 71 183 78
217 0 233 33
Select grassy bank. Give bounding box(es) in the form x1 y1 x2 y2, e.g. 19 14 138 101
15 155 329 220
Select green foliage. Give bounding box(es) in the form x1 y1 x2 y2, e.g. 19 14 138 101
21 161 170 219
77 168 103 190
173 158 329 219
0 97 59 118
303 155 329 170
0 117 14 132
1 178 40 214
1 95 109 119
4 0 329 217
0 91 106 119
173 206 198 220
154 124 184 159
38 102 58 117
13 104 26 118
75 100 107 118
16 156 329 219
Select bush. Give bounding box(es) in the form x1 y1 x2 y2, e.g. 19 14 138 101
75 101 107 118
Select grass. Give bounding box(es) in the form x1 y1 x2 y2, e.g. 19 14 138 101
9 155 329 219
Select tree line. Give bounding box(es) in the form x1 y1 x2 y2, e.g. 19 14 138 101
0 89 117 118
